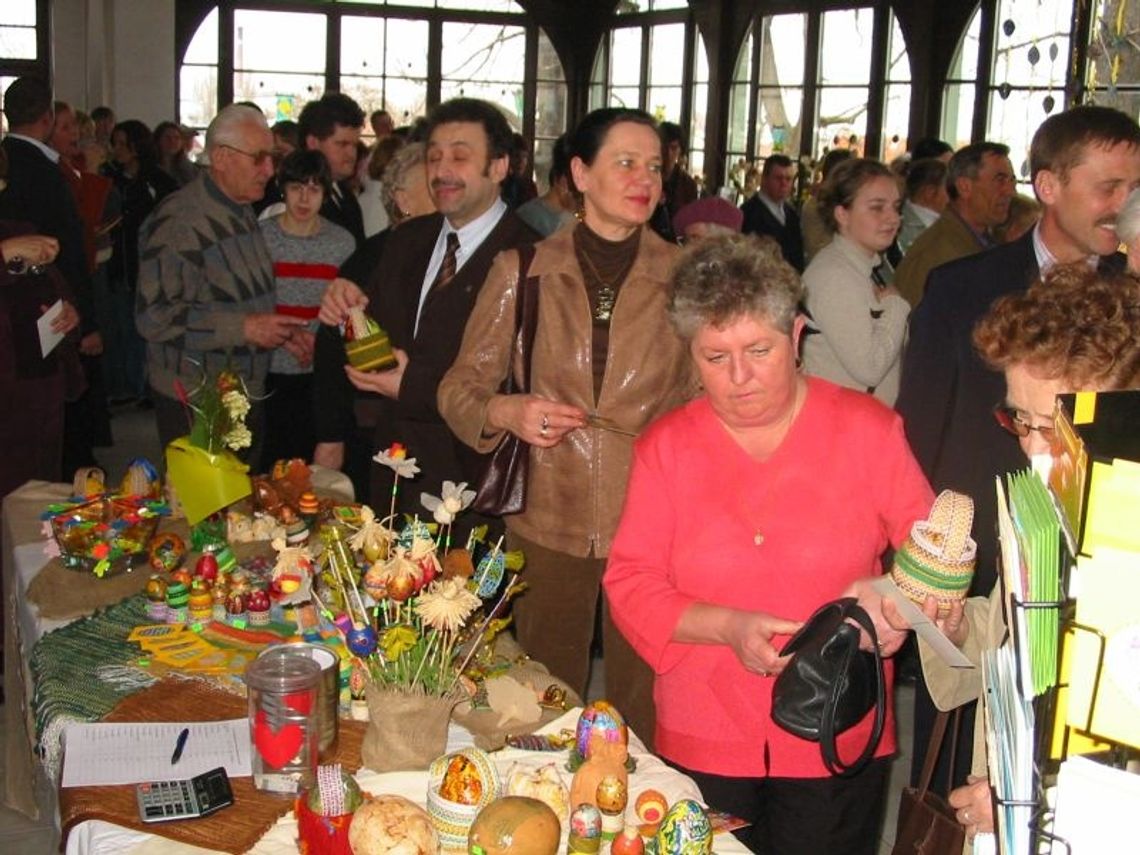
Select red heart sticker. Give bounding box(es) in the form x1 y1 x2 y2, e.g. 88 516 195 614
253 709 305 769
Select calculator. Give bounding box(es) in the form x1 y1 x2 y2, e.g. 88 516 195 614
135 767 234 823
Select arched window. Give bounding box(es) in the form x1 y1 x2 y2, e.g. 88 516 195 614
941 1 1075 182
727 3 909 197
178 1 565 184
590 3 709 183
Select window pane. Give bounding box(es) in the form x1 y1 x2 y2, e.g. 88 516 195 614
184 7 218 64
887 12 910 83
533 137 554 193
761 15 806 89
694 30 709 84
589 83 606 111
989 87 1061 180
0 26 35 60
650 0 689 9
649 23 685 86
610 28 643 87
882 82 910 161
383 77 429 124
647 86 681 123
234 11 326 73
439 80 523 129
437 0 525 11
341 16 385 76
690 79 708 181
992 0 1069 88
815 86 869 158
4 0 36 26
756 87 803 158
734 27 753 82
233 71 324 117
609 87 641 110
442 23 526 82
537 31 565 82
820 8 873 86
340 75 388 118
947 6 981 81
386 19 430 78
728 83 750 152
535 81 567 138
1087 0 1140 91
180 66 219 130
941 82 975 149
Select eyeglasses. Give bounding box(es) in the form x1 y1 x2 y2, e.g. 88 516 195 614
219 143 274 166
993 404 1055 441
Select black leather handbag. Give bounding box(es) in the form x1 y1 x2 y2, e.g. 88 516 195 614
770 597 886 776
471 244 539 517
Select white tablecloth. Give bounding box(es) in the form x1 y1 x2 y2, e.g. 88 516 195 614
65 708 752 854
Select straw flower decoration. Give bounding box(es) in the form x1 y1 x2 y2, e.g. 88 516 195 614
415 578 481 634
420 481 476 526
373 443 421 478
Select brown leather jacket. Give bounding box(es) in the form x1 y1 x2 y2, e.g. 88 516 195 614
438 224 692 557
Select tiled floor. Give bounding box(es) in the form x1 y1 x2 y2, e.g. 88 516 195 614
0 405 917 853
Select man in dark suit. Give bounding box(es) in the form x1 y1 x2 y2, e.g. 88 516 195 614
896 104 1140 795
0 77 102 473
318 98 538 533
741 153 804 271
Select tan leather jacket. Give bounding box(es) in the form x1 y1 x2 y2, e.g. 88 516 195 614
438 224 692 557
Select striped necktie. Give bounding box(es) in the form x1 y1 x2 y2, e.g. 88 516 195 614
433 232 460 291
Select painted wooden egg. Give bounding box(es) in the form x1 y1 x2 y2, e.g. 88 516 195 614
144 574 168 602
635 789 668 834
654 799 712 855
574 701 628 761
611 826 646 855
346 624 378 656
595 774 627 814
568 803 602 854
468 796 560 855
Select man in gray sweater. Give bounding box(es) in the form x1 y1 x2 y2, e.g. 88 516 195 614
136 104 308 458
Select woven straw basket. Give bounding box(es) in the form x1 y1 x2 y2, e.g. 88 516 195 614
890 490 977 615
426 747 500 852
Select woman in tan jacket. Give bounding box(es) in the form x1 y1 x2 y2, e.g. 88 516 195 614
438 108 691 746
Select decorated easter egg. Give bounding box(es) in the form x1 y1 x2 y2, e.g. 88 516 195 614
195 552 219 582
346 624 378 657
472 549 504 598
298 491 320 518
147 532 186 573
574 701 628 762
170 568 193 589
612 826 646 855
349 795 438 855
144 574 168 602
226 591 247 616
568 803 603 854
396 519 434 551
595 774 627 814
247 588 270 611
635 789 668 834
468 796 561 855
654 799 712 855
165 581 189 608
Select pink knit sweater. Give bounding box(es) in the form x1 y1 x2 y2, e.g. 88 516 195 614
604 378 933 778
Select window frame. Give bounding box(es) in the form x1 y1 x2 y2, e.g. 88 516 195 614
0 0 51 87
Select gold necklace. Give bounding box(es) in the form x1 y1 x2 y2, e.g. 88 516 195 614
576 248 617 323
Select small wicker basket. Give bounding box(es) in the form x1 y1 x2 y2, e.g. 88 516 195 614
890 490 977 615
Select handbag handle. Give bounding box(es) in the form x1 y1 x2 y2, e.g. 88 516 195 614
916 708 963 797
819 602 886 777
504 243 539 397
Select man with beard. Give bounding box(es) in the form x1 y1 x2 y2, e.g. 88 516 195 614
317 98 538 540
896 104 1140 796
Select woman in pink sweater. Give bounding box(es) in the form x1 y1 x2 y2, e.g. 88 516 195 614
604 233 933 854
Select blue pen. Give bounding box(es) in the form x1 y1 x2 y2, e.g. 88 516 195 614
171 728 190 765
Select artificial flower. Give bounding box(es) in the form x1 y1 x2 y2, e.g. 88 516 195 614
221 389 250 419
420 481 476 525
222 423 252 451
415 578 480 633
373 443 421 478
381 625 419 660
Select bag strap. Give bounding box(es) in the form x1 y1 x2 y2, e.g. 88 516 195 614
505 243 539 396
819 600 886 777
916 707 964 796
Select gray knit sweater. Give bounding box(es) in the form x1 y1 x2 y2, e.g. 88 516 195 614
259 216 354 375
136 172 277 397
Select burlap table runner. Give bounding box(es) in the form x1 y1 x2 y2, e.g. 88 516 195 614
60 677 366 853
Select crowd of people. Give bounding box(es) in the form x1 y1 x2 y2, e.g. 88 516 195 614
5 71 1140 853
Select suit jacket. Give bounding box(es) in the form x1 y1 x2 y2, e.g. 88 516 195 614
896 230 1126 592
322 182 365 247
365 211 539 511
894 208 987 308
741 194 805 271
0 137 93 331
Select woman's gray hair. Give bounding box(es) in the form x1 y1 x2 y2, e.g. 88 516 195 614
1118 187 1140 246
205 104 268 151
381 141 427 221
669 233 805 340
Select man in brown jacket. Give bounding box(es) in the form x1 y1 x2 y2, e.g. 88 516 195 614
894 142 1015 307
